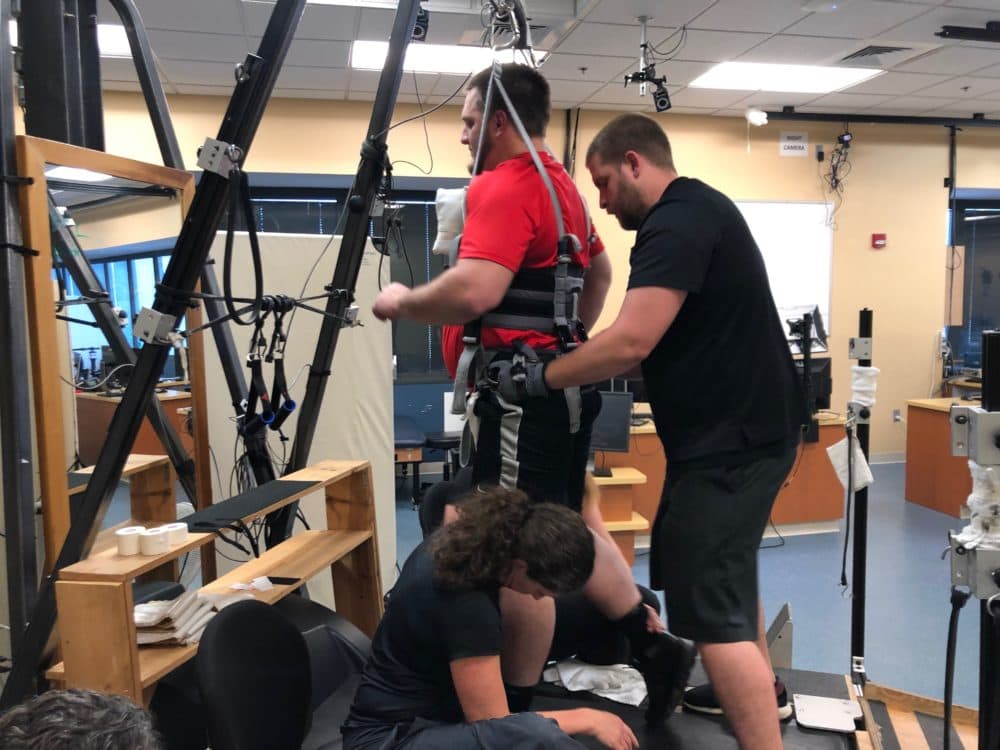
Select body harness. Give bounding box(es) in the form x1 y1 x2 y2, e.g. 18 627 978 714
450 62 596 438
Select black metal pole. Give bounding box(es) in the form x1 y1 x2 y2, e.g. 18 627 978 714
108 0 182 169
277 0 421 539
801 312 818 443
978 330 1000 750
78 0 104 151
850 308 873 678
48 198 197 500
0 0 40 657
0 0 308 708
106 0 274 491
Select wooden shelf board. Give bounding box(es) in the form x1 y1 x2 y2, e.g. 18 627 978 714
593 467 647 486
605 512 649 533
59 533 215 582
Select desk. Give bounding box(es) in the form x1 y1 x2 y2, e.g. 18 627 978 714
76 390 193 467
603 412 846 533
944 377 982 399
905 398 971 517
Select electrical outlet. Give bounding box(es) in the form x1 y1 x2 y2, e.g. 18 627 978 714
892 408 902 422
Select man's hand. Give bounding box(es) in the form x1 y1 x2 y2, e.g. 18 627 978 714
372 282 411 321
487 358 549 404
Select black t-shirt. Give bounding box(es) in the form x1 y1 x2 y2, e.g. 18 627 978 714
343 538 502 734
628 177 806 466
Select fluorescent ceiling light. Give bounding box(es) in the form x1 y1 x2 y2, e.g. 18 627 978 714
97 24 131 58
351 40 545 75
690 61 881 94
9 21 129 58
45 166 115 183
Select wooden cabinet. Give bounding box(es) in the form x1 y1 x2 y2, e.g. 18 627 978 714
905 399 971 517
75 390 193 467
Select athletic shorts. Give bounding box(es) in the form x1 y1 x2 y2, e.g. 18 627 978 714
472 383 601 512
649 442 798 643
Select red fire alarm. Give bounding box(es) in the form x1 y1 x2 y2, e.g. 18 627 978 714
871 233 887 249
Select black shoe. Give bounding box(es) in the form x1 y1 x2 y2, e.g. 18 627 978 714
635 632 697 727
683 677 793 721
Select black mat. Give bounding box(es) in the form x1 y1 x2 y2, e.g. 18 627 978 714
531 668 854 749
183 480 317 532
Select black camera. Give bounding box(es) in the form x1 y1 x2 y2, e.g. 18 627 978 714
412 7 429 42
837 130 853 146
652 84 671 113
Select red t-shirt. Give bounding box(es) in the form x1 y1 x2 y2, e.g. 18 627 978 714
442 151 604 377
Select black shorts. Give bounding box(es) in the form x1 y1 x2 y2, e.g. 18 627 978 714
650 442 798 643
472 386 601 512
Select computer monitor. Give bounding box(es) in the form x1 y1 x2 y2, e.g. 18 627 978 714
793 357 832 412
589 391 633 477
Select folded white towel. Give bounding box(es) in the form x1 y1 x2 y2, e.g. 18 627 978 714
543 659 647 707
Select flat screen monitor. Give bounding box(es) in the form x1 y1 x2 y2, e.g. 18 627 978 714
589 391 633 476
793 357 832 412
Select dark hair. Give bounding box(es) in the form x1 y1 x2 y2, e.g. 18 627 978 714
586 113 675 171
0 689 163 750
467 63 550 137
431 486 594 594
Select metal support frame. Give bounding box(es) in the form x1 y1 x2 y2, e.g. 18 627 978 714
766 109 1000 129
276 0 422 540
20 0 104 149
48 197 197 501
0 0 40 657
0 0 309 708
849 308 873 684
107 0 276 495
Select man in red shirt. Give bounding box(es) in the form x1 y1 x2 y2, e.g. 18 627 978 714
373 63 694 726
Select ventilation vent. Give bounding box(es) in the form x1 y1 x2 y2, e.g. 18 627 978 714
840 44 912 62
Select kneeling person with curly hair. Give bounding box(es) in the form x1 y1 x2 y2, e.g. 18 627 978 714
342 487 638 750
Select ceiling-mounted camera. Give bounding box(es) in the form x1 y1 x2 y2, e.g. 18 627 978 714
412 6 429 42
837 130 853 147
624 17 671 113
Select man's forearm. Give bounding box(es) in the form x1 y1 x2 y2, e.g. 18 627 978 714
398 273 480 324
544 327 644 389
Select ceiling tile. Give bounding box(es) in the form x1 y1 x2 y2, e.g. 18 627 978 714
687 0 811 34
656 60 717 87
786 1 935 39
357 8 398 40
241 1 359 40
804 91 895 109
103 80 145 93
585 82 666 105
895 45 1000 74
100 58 140 82
665 29 772 63
274 66 349 90
432 74 475 98
540 52 635 83
157 60 245 86
741 92 827 109
912 75 1000 98
126 0 244 34
737 34 861 64
843 70 953 94
347 70 383 93
582 0 715 27
147 30 250 63
555 22 666 56
280 39 351 68
876 6 1000 44
943 0 1000 10
669 87 756 109
870 93 967 113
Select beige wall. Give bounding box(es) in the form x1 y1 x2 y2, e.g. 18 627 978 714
102 91 1000 459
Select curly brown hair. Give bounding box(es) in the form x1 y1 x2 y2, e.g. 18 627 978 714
430 486 594 594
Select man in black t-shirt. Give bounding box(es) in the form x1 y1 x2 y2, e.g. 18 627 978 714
535 115 806 750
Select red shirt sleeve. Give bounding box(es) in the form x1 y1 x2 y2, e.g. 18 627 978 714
458 168 538 272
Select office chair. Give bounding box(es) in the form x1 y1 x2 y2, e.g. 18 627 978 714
197 599 312 750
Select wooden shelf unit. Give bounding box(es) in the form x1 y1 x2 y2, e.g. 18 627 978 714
593 467 649 565
47 459 383 705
